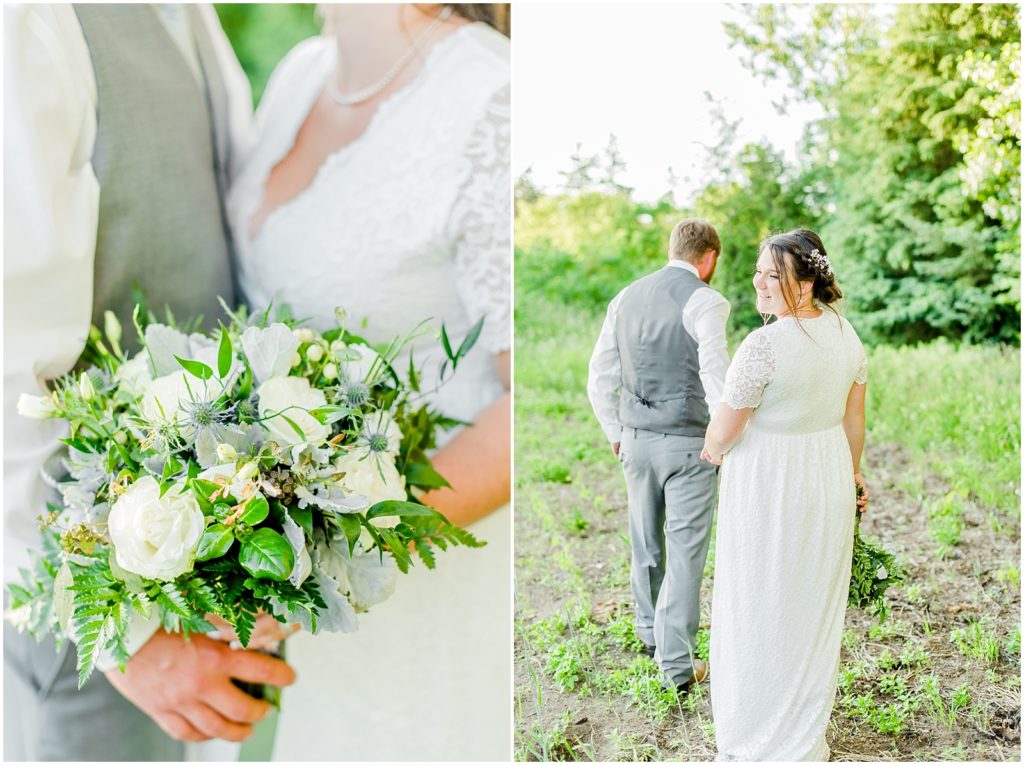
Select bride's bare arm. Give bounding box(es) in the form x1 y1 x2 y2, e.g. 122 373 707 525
418 351 510 527
843 382 869 511
842 382 866 473
702 403 754 463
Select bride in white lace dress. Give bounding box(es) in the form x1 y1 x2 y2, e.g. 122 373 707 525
701 230 869 761
226 5 510 760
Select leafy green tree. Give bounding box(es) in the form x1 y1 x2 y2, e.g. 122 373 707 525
215 4 320 106
727 3 1021 344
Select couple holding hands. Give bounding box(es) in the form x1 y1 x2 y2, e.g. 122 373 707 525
589 218 869 761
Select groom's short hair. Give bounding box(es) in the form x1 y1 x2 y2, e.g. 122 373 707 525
669 219 721 262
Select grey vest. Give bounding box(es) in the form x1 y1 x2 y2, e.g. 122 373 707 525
615 265 710 436
74 5 235 351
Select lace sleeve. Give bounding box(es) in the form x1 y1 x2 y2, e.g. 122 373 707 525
449 84 511 354
855 352 868 385
723 330 776 410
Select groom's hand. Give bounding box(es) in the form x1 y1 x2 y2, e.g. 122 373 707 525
611 442 620 458
105 628 296 743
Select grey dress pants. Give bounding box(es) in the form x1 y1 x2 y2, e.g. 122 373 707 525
4 622 183 761
619 427 717 686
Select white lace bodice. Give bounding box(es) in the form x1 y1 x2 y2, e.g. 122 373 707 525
723 311 868 433
228 24 510 431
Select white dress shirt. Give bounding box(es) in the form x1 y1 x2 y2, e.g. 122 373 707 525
3 4 250 670
587 259 731 443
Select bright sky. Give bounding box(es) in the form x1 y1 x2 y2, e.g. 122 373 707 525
513 4 825 204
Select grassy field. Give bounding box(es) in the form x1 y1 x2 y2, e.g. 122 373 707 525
513 296 1021 761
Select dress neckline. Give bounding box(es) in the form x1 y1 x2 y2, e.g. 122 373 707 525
247 24 475 245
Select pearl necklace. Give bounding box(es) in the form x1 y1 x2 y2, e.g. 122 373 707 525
327 5 453 107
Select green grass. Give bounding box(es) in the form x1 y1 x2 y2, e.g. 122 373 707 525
950 618 1002 666
866 342 1020 516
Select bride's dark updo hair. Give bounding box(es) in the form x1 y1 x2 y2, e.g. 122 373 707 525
446 4 510 36
759 228 843 316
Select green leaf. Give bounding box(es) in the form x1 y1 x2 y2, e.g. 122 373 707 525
309 405 355 425
278 413 307 439
196 523 235 561
190 478 227 514
407 354 420 392
404 459 451 490
453 317 485 363
238 529 295 580
337 514 362 555
174 355 214 380
217 325 233 379
375 527 413 574
289 507 313 539
366 500 446 522
439 325 454 361
238 494 269 526
60 437 96 454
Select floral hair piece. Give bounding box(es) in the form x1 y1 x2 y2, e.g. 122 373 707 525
807 248 833 277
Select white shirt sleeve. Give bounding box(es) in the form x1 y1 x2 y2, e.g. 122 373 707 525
587 290 626 443
682 288 731 410
3 4 99 582
3 5 163 662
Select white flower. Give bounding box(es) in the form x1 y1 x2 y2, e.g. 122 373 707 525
198 462 256 500
293 327 315 345
114 354 153 398
140 371 213 425
338 344 382 384
216 444 238 463
78 372 95 401
241 323 300 384
143 324 191 377
335 451 406 510
17 393 58 419
107 477 204 580
257 377 330 446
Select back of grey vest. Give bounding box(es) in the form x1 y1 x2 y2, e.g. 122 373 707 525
75 5 235 352
615 266 710 436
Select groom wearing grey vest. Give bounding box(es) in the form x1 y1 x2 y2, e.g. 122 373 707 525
4 5 293 760
588 219 730 690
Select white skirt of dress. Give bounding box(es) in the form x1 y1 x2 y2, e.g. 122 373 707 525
271 505 511 761
710 425 855 761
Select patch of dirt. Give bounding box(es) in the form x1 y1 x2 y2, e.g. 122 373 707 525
515 440 1021 761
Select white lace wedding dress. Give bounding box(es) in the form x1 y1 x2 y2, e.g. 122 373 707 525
227 24 510 761
710 311 868 761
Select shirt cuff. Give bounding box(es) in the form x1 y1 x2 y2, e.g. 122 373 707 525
95 609 163 673
602 423 623 443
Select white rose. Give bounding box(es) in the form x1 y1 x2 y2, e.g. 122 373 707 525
17 393 58 419
335 451 406 515
114 354 153 398
242 324 300 384
257 376 329 446
107 477 204 580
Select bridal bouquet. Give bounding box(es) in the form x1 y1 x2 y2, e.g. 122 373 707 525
848 483 904 620
6 303 483 687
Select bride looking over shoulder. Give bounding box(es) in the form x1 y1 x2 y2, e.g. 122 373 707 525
227 3 511 760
